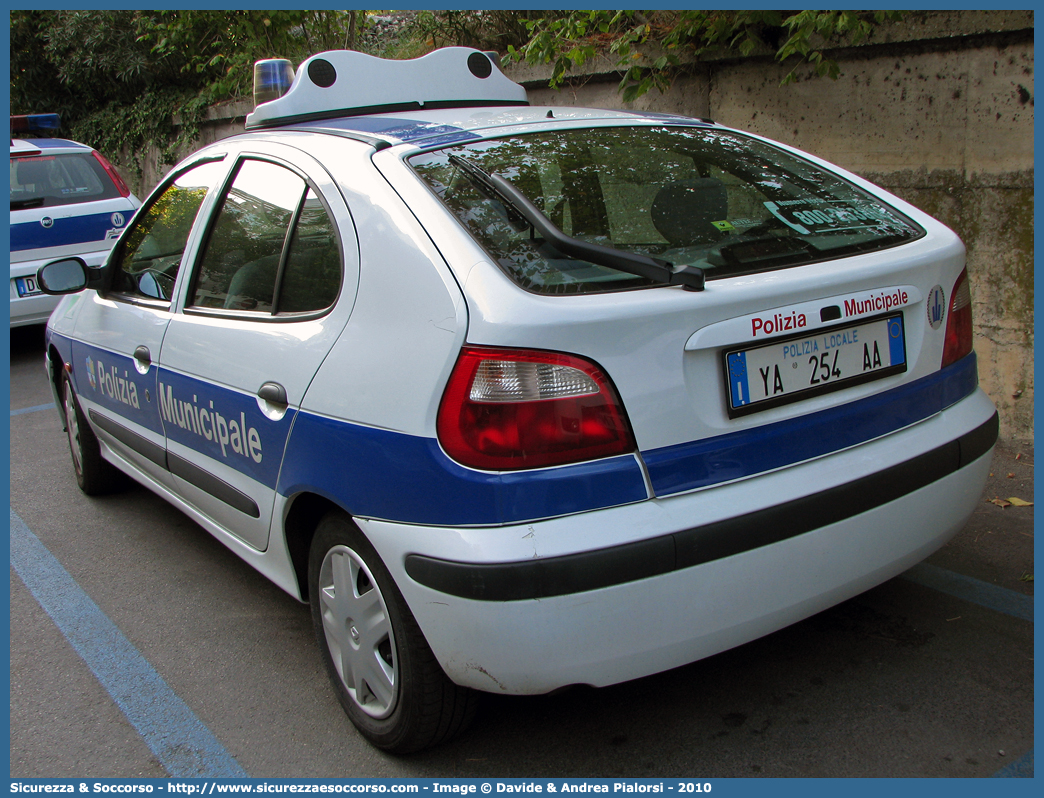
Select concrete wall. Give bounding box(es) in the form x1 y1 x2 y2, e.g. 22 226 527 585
514 10 1034 444
124 100 254 200
137 11 1033 443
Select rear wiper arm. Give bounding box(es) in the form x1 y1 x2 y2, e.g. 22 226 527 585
448 155 530 230
448 155 704 291
10 197 45 210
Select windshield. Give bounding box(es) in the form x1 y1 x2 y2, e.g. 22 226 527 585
409 126 924 295
10 152 122 210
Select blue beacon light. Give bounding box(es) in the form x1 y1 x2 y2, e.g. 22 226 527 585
253 60 296 108
10 113 62 135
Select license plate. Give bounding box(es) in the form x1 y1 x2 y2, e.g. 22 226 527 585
15 275 42 297
725 313 906 417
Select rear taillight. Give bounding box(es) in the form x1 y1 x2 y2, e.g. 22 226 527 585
941 268 973 368
92 150 131 197
437 346 635 470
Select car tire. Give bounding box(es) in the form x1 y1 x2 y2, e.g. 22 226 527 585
308 510 478 753
61 372 125 495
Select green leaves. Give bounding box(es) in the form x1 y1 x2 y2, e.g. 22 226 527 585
10 10 361 181
507 10 902 99
9 9 906 185
775 10 902 84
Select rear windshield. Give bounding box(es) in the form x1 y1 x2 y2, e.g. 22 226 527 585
409 126 924 294
10 152 121 210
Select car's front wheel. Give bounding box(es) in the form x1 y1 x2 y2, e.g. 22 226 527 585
308 510 477 753
62 372 125 495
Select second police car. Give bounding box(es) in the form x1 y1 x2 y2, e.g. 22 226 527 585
38 48 998 753
10 114 140 326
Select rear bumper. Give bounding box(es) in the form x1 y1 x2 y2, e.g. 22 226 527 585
10 248 110 327
10 292 61 327
407 410 996 602
360 387 997 695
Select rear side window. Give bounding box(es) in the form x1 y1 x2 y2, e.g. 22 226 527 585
190 159 341 316
410 126 924 294
10 152 121 209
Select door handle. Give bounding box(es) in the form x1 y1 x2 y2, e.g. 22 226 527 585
257 382 288 406
132 345 152 375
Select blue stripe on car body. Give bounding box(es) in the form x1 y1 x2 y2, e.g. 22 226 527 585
276 413 649 526
59 336 291 488
67 338 164 435
156 368 293 490
54 330 981 527
279 353 978 525
11 209 128 252
296 110 712 151
644 353 979 497
294 116 482 146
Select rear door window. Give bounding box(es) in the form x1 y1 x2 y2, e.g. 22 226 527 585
189 159 341 316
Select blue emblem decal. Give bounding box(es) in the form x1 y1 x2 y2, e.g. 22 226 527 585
927 284 946 330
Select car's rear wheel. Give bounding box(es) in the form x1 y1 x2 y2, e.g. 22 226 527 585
62 372 124 495
308 510 478 753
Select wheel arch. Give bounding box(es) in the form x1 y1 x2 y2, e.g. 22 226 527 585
46 343 67 422
282 491 350 602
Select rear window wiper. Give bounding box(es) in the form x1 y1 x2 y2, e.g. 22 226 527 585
448 155 704 292
11 197 45 210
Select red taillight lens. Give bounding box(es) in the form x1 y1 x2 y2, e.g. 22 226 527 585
941 268 974 368
92 150 131 197
437 346 636 470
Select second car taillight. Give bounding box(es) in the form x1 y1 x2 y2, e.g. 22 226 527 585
437 346 635 470
92 150 131 197
941 268 973 368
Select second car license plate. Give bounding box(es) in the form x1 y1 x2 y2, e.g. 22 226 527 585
15 276 42 298
725 313 907 417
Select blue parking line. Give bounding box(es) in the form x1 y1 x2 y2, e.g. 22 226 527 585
993 748 1034 777
9 508 249 778
10 402 55 417
899 568 1034 778
7 499 1032 778
901 562 1034 622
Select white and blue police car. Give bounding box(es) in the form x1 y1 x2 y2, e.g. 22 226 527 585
37 48 998 753
10 114 140 326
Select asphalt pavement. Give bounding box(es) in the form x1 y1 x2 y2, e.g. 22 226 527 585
8 324 1034 778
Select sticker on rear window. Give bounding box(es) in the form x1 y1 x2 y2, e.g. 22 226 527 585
764 200 892 235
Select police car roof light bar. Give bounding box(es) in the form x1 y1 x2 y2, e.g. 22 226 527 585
11 113 61 137
246 48 529 130
253 59 296 108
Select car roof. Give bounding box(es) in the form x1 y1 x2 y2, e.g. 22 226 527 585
284 106 716 150
10 137 92 157
244 48 715 150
